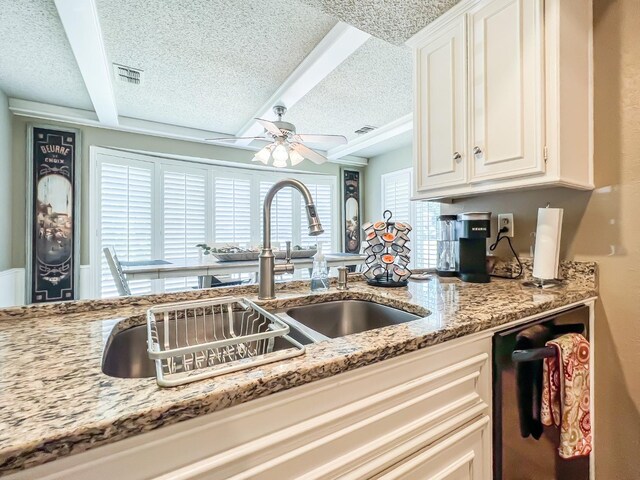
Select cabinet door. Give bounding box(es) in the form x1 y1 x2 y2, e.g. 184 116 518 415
374 416 491 480
469 0 544 183
414 16 467 192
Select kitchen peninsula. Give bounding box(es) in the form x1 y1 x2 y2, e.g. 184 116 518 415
0 261 596 478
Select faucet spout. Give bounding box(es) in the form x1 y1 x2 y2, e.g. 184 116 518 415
259 179 324 300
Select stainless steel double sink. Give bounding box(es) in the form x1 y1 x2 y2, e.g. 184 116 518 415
102 300 421 379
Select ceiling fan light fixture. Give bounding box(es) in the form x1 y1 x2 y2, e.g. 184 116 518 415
289 147 305 166
272 157 288 168
272 143 289 165
254 144 273 164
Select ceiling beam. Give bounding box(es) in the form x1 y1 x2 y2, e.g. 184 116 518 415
9 99 368 166
54 0 119 126
327 114 413 160
234 22 371 145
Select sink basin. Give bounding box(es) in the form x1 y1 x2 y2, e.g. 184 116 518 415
102 319 309 379
102 301 420 379
282 300 420 339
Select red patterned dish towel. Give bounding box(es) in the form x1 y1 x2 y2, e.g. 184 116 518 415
541 333 592 459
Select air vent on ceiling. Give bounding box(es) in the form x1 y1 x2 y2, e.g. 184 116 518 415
354 125 377 135
113 64 143 85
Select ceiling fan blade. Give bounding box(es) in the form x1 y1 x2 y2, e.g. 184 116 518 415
204 136 268 142
291 143 327 165
255 118 284 137
294 134 348 146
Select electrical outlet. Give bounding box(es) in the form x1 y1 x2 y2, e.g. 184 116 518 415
498 213 514 237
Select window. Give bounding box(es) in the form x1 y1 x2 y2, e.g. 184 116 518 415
162 167 207 292
98 157 154 297
214 176 252 246
260 181 294 246
92 148 338 297
381 168 440 268
381 169 412 225
299 183 333 249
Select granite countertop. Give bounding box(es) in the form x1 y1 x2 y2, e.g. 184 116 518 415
0 261 597 475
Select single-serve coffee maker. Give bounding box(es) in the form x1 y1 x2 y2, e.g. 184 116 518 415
457 212 491 283
436 212 491 283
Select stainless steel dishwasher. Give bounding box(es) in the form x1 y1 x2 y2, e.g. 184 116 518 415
493 306 590 479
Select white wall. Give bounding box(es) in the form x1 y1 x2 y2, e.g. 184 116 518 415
0 90 12 271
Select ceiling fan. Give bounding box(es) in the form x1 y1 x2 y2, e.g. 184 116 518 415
206 105 347 167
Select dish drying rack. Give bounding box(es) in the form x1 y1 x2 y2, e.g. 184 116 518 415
362 210 412 288
147 297 305 387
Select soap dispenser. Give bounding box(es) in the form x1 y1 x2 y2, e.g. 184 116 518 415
310 242 329 292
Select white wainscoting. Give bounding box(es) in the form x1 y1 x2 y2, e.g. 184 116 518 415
0 269 25 307
0 266 92 307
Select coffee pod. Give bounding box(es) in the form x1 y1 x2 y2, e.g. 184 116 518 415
366 230 382 246
371 243 385 254
396 255 410 267
398 222 412 233
362 221 374 234
382 232 396 247
373 221 387 233
391 245 411 256
391 243 407 254
365 254 378 266
393 222 407 235
363 245 374 256
363 265 384 279
393 234 408 247
381 254 395 271
392 266 412 282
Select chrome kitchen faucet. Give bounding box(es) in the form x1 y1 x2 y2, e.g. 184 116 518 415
259 179 324 300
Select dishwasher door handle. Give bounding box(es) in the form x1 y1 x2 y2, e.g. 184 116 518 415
511 323 586 362
512 346 556 362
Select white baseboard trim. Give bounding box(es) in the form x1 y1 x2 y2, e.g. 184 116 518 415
0 266 92 307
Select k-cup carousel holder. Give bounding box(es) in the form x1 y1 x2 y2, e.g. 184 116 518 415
362 210 412 288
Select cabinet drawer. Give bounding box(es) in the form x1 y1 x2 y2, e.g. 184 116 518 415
373 416 491 480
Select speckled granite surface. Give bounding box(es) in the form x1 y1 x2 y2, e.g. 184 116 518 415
0 261 597 475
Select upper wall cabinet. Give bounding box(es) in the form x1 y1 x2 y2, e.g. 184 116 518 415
407 0 593 200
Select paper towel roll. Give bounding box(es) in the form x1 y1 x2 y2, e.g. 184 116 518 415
533 207 563 280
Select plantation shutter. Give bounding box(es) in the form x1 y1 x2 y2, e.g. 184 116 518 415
213 176 252 246
162 167 207 292
381 170 412 224
260 181 294 246
299 183 334 250
99 160 153 298
381 168 440 269
413 201 440 268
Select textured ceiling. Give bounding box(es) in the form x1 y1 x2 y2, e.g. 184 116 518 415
0 0 93 110
355 128 412 158
1 0 418 156
96 0 337 134
298 0 461 45
284 37 412 143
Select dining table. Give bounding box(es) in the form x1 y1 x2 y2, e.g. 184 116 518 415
120 253 366 282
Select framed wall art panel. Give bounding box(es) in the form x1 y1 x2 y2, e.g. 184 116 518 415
342 169 361 254
26 124 81 303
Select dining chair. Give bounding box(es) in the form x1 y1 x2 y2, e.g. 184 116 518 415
103 246 132 296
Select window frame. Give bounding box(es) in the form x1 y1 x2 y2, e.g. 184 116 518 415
90 147 339 297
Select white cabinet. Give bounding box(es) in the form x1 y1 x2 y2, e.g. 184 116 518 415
9 334 493 480
409 0 593 199
468 0 544 183
415 16 467 190
373 416 491 480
